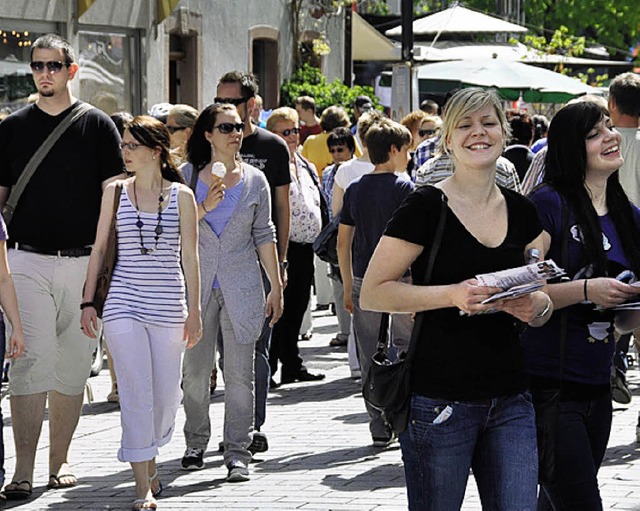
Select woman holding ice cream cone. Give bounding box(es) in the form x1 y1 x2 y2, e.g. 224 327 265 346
179 103 283 482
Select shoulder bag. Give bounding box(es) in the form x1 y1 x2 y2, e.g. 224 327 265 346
93 183 123 318
2 102 94 225
362 189 448 434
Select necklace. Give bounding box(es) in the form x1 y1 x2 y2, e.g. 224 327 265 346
132 179 165 255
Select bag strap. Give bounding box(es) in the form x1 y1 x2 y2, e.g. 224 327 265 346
111 182 123 230
376 189 448 353
3 102 94 225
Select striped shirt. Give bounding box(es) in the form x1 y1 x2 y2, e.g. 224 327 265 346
103 182 187 325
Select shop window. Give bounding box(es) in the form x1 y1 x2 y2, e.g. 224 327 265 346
0 29 46 114
78 31 137 115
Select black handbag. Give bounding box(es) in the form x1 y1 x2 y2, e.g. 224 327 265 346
362 190 448 434
533 197 568 485
312 214 340 266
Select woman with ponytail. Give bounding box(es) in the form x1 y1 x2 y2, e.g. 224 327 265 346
522 101 640 510
80 115 202 510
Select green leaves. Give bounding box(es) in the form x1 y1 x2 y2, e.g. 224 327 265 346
280 63 381 118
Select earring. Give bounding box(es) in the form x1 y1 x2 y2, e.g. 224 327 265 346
152 155 156 160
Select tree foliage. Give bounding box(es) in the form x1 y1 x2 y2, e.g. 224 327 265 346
280 63 381 117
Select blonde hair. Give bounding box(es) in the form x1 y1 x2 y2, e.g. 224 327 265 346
266 107 299 132
438 88 509 155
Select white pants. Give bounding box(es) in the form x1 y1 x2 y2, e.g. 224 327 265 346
104 318 185 463
313 256 333 305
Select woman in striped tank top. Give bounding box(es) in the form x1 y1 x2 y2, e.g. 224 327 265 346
81 115 201 510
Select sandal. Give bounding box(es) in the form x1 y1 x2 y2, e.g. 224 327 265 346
148 471 163 498
4 480 32 500
47 472 77 489
132 497 157 510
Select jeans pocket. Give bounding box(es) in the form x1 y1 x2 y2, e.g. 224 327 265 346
409 395 454 444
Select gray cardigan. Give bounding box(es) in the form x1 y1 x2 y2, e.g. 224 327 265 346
182 162 276 344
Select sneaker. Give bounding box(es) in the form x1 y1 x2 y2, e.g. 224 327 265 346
372 434 397 448
181 447 204 470
226 461 250 482
612 370 632 404
249 432 269 454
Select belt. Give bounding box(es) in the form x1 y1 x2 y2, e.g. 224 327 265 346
8 242 92 257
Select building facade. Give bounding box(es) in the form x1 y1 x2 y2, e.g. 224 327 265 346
0 0 345 115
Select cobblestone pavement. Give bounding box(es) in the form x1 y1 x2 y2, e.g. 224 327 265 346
2 309 640 510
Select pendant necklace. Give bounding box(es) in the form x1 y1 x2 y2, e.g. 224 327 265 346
132 179 164 255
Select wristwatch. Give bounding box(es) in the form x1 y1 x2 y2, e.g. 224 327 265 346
279 261 289 271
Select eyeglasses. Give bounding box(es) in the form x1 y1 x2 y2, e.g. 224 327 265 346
120 142 145 151
167 126 187 134
418 129 437 138
278 127 300 137
213 122 245 134
329 147 346 154
214 97 249 106
30 61 69 73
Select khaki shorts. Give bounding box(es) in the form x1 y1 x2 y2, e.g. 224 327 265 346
7 250 96 396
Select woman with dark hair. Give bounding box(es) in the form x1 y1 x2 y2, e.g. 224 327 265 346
522 101 640 510
80 115 202 510
180 103 282 482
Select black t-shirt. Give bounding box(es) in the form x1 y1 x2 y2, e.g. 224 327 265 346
240 127 291 227
384 185 542 400
0 102 124 249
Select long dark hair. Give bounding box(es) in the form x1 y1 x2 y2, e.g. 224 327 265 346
126 115 185 184
544 101 640 277
186 103 240 170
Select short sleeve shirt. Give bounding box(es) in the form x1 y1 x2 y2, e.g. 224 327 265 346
340 172 414 278
0 102 124 249
384 185 542 400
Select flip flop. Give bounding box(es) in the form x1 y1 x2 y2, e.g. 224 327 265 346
47 473 78 489
132 497 157 510
4 480 32 500
148 471 163 497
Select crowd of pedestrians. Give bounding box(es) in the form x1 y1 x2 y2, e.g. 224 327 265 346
0 31 639 511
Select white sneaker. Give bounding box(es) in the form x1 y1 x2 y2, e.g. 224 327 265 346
227 460 250 482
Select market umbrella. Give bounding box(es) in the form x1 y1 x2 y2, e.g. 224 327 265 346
416 59 602 103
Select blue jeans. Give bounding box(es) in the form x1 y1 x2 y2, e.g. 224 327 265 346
537 392 612 511
400 392 538 511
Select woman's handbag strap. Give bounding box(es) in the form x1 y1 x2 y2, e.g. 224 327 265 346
376 189 448 353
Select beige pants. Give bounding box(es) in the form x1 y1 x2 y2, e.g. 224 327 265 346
7 250 95 396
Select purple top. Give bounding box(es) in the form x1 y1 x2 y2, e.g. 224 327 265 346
522 184 640 387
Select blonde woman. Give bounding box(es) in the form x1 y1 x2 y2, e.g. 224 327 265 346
361 88 552 510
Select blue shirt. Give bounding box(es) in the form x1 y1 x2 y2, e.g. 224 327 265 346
195 177 245 288
340 172 414 278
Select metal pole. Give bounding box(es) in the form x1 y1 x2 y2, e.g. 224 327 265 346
401 0 413 63
344 6 353 87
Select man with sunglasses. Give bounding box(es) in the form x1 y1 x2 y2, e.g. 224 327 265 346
0 34 124 500
214 71 291 456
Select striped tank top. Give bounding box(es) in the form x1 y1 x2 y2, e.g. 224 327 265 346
103 182 187 325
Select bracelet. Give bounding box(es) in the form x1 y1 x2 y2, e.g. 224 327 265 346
535 295 552 318
583 279 589 301
80 301 95 310
201 202 211 214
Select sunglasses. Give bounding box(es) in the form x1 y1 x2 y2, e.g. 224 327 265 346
30 61 68 73
419 129 437 137
167 126 187 134
213 122 245 134
329 147 347 154
278 127 300 137
214 97 249 106
120 142 145 151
